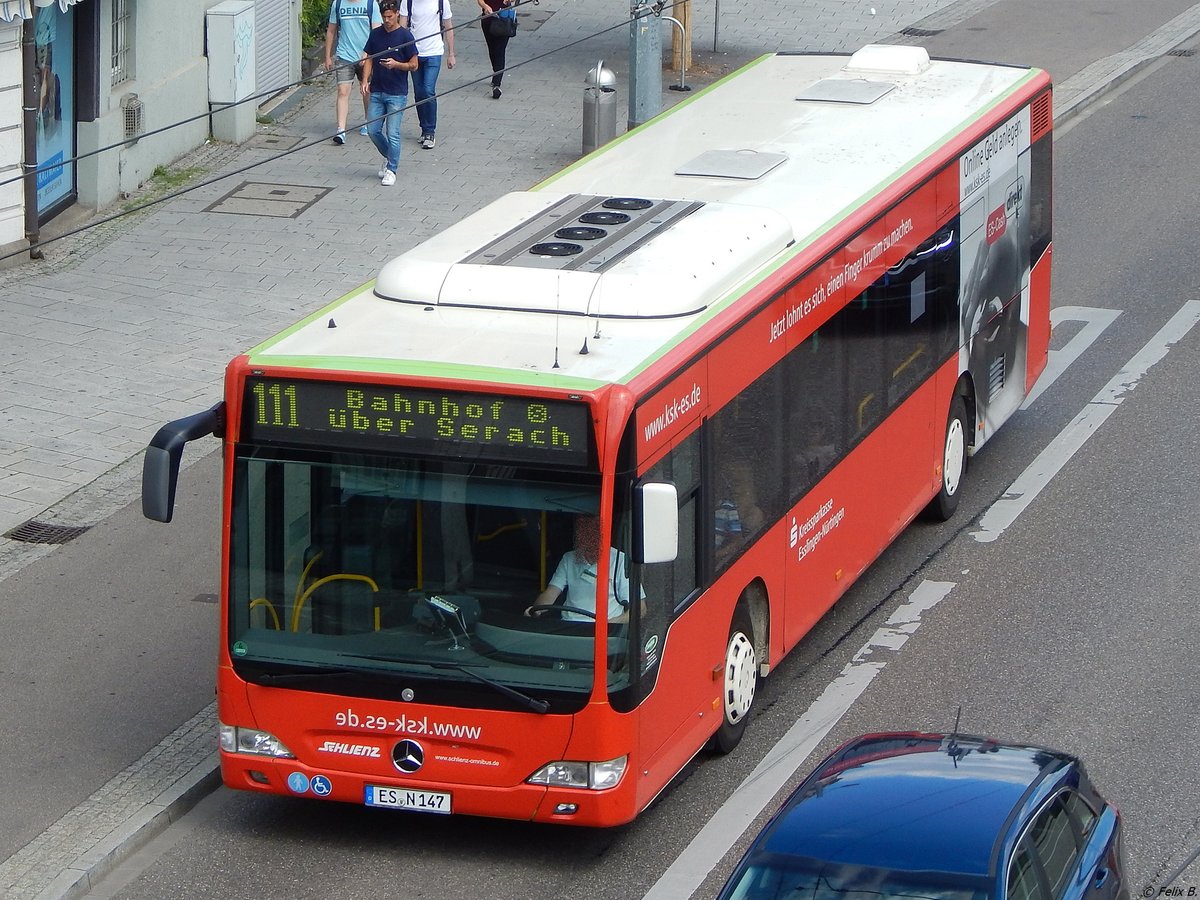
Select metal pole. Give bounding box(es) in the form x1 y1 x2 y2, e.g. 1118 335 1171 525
593 59 602 150
661 16 690 91
628 0 662 129
21 17 42 259
714 0 719 52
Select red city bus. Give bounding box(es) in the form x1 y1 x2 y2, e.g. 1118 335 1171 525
143 46 1052 826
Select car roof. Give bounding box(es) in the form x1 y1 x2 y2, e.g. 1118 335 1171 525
755 732 1076 879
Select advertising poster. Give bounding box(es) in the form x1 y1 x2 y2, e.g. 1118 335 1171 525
34 2 75 216
958 107 1032 440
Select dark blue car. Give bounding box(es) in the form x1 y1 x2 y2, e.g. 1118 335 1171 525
715 732 1128 900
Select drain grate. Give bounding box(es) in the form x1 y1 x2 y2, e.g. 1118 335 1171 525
4 520 91 544
1167 48 1196 57
901 27 942 37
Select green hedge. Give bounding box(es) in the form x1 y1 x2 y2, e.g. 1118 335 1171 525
301 0 329 49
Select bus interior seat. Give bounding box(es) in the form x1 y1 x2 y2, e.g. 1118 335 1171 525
300 495 392 633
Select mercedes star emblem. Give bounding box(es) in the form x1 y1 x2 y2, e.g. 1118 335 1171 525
392 739 424 774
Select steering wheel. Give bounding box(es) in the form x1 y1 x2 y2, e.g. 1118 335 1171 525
528 604 597 620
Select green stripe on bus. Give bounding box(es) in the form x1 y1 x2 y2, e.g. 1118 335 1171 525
247 284 374 355
242 354 606 390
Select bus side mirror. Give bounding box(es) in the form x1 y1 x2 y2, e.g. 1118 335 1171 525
634 482 678 564
142 403 225 523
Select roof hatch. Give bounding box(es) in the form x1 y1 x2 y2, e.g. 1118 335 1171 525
843 44 930 76
675 148 789 179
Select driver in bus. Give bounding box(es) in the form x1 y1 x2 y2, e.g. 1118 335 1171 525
525 515 645 623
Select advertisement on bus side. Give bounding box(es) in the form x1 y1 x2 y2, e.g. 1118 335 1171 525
959 107 1032 442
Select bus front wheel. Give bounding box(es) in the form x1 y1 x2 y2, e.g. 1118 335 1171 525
925 395 968 521
709 607 757 754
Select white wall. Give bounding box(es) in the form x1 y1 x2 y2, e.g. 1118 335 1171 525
77 0 219 208
5 0 299 223
0 20 23 249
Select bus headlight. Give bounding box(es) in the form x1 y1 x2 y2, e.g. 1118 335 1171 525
219 723 296 758
527 755 627 790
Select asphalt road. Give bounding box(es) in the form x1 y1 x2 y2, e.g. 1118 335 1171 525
0 449 220 864
70 34 1200 900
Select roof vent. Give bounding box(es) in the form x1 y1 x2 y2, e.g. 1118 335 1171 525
530 241 583 257
844 44 931 76
555 226 607 241
603 197 653 210
579 210 629 225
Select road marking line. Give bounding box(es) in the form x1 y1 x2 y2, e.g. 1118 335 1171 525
642 580 956 900
973 299 1200 543
1022 306 1121 408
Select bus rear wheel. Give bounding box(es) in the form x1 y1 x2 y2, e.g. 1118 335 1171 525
709 607 757 754
925 395 968 521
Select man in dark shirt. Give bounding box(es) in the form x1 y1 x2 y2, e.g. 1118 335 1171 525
361 0 418 185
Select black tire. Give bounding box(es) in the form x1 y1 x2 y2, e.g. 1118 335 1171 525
708 607 757 754
924 395 968 521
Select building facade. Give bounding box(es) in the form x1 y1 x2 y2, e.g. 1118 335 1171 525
0 0 299 257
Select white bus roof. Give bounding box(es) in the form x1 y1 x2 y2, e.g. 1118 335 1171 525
249 48 1042 389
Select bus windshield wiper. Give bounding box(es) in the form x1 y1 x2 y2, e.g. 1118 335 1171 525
338 653 552 713
255 664 406 684
429 661 551 714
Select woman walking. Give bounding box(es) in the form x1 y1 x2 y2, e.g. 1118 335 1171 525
478 0 515 98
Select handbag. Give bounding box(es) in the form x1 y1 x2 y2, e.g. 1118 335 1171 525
484 6 517 38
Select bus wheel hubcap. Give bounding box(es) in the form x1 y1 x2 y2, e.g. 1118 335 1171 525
944 417 965 496
724 632 756 724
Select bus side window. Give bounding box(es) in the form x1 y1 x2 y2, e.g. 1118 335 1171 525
875 224 959 408
840 290 888 442
640 431 699 618
787 326 844 500
709 367 786 570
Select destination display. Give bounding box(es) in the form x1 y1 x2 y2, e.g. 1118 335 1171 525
242 378 591 465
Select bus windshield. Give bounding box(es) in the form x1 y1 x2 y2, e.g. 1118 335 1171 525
228 446 634 709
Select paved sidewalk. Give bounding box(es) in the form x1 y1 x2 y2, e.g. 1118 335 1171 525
3 0 1200 897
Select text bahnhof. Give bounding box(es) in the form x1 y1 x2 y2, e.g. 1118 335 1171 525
245 379 587 458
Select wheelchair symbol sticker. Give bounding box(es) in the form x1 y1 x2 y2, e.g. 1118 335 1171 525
287 772 310 793
311 775 332 796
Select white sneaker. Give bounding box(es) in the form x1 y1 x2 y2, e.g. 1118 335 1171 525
421 134 436 150
381 170 396 186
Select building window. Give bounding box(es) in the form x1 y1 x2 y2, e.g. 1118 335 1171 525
111 0 134 87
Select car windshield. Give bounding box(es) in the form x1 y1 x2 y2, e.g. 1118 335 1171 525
227 446 637 709
720 855 989 900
